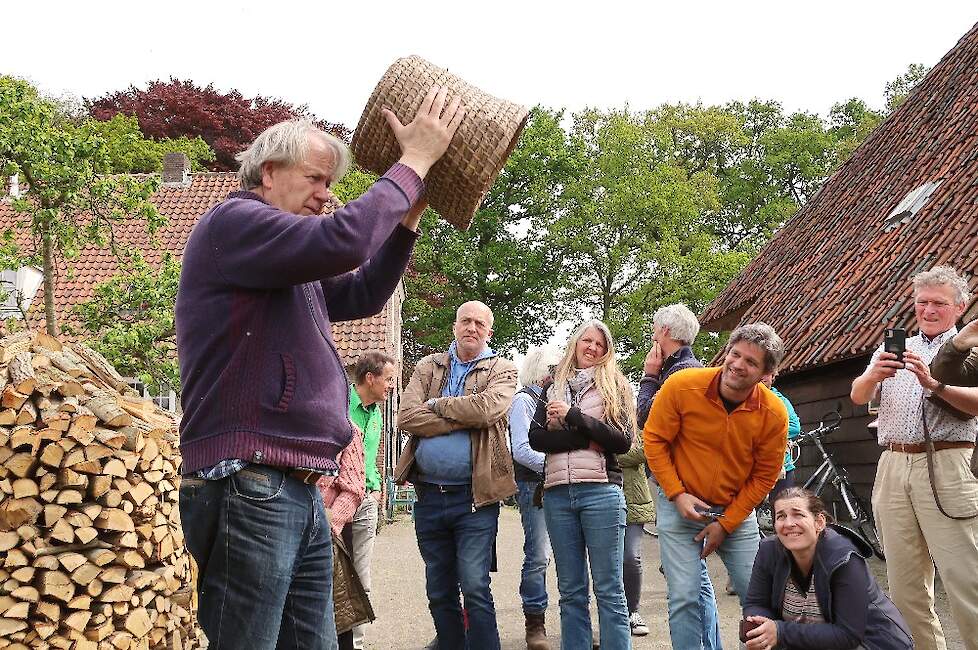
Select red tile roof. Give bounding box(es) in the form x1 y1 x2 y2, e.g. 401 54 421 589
700 22 978 376
0 172 402 367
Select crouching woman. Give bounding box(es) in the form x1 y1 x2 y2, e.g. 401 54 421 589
743 487 912 650
529 319 635 649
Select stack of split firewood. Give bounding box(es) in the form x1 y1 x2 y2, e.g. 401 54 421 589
0 331 201 649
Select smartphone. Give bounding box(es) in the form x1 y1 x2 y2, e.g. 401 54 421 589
739 619 761 643
696 507 725 520
884 327 907 364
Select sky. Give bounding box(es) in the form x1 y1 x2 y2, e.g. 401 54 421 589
4 1 978 130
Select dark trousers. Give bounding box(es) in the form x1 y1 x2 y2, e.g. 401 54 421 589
180 465 337 650
414 483 501 650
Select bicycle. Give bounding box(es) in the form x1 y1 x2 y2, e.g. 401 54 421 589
756 411 885 560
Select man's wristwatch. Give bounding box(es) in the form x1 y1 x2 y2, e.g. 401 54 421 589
932 382 947 395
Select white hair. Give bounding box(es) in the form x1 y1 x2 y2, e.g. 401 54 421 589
653 303 701 345
912 265 970 305
519 344 563 386
235 120 351 190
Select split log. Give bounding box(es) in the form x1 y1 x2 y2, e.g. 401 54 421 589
8 352 36 395
0 332 202 648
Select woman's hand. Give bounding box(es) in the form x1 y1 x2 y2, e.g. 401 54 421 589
546 400 571 430
745 616 778 650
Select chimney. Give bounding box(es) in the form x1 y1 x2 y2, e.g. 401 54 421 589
7 174 19 199
162 153 191 186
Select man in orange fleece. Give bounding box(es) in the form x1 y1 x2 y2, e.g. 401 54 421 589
644 323 788 650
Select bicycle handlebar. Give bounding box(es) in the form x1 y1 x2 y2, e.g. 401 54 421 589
795 410 843 444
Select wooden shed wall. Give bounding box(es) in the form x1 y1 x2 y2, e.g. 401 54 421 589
776 355 879 507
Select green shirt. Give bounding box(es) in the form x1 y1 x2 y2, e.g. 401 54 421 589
349 383 383 492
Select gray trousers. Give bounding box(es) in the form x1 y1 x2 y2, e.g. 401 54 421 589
350 495 379 649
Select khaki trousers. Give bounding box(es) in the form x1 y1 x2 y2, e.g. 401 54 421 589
872 448 978 650
350 495 378 649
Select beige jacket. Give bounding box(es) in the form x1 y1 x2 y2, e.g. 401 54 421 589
394 351 518 508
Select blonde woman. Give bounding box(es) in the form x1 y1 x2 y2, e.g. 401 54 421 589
529 320 635 649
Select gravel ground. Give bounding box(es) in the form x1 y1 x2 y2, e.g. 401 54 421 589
363 506 963 649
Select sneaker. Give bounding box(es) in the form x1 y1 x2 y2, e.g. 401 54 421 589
628 612 649 636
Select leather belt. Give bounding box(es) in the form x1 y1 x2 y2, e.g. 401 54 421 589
415 481 470 493
288 468 327 485
886 441 975 454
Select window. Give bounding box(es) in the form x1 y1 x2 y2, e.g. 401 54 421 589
884 180 942 230
0 266 43 319
127 379 178 413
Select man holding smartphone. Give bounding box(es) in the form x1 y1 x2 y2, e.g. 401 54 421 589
644 323 788 650
851 265 978 650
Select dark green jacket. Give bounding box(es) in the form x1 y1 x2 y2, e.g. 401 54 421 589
616 435 654 524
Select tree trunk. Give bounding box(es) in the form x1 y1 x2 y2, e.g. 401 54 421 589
42 233 57 336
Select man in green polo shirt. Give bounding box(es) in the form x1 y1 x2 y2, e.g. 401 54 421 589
348 351 397 649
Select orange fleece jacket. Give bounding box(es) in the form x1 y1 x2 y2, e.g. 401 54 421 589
643 366 787 532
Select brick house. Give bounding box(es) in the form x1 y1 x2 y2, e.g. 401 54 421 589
0 156 404 512
699 21 978 507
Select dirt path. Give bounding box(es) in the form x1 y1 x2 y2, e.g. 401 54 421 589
364 506 961 649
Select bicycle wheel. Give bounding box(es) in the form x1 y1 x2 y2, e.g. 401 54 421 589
756 500 774 538
838 482 885 560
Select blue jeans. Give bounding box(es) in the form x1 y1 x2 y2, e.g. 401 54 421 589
623 523 644 613
179 465 337 650
544 482 631 650
516 480 551 614
414 483 501 650
657 488 759 650
697 563 722 650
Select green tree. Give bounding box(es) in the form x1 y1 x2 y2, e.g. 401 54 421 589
828 98 884 162
0 76 162 335
400 107 582 365
550 108 750 375
90 114 215 173
885 63 930 113
75 251 180 391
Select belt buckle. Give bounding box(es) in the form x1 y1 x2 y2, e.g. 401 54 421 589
294 469 319 485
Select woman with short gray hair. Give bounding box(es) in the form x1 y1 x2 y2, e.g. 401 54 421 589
653 303 700 346
510 344 563 648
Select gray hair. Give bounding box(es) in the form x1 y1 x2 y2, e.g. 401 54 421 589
653 303 701 345
727 322 785 373
912 265 970 305
235 120 351 190
519 344 563 386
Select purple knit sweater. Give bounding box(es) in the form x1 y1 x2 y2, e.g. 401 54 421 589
175 164 423 473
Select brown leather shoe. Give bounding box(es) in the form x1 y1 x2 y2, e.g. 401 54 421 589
525 612 551 650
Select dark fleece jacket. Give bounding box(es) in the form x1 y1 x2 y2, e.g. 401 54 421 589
744 525 913 649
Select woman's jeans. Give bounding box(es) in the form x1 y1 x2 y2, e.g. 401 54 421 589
623 523 644 613
180 465 337 650
544 482 631 650
516 480 551 615
657 487 759 650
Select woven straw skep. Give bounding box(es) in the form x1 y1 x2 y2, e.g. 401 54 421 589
352 56 529 230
